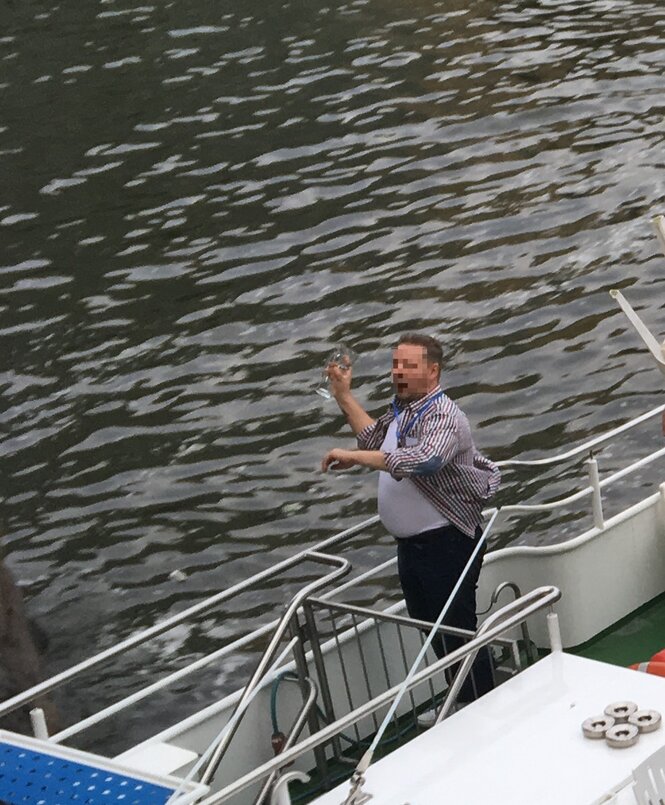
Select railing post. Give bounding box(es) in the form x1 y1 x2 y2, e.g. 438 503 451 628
200 554 350 787
547 610 562 652
302 602 345 764
30 708 49 740
586 453 604 529
289 613 330 790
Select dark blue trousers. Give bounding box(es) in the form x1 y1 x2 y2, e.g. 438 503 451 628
396 523 495 702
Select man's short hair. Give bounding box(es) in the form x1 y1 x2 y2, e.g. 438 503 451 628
396 333 443 374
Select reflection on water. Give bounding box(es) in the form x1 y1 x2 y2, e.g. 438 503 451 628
2 0 665 748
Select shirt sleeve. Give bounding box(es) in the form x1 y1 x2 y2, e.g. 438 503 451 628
384 408 459 478
356 410 391 450
474 453 502 498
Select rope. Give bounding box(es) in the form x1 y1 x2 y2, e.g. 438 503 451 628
352 509 501 780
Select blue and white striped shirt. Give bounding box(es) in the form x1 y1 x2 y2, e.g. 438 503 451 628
357 385 501 538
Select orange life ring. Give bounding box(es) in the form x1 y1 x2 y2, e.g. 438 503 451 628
630 651 665 677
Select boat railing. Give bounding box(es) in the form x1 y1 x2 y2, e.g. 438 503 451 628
4 402 663 745
494 401 665 531
477 581 538 666
495 402 665 469
433 583 552 727
190 578 520 798
0 545 358 736
44 542 396 746
304 595 520 715
191 585 562 805
198 552 351 785
252 676 318 805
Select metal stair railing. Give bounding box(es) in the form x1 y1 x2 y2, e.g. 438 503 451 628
192 585 562 805
199 552 351 786
477 581 538 666
303 594 517 752
252 677 318 805
433 585 553 727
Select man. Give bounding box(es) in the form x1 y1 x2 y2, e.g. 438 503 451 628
321 333 500 717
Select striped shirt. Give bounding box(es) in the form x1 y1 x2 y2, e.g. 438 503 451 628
357 385 501 538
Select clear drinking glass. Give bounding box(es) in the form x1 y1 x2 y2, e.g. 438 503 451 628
315 344 356 399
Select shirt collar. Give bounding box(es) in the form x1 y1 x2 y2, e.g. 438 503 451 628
391 384 444 414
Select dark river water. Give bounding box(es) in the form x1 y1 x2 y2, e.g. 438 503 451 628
3 0 665 751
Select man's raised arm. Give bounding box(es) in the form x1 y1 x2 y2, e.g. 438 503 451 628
328 363 375 435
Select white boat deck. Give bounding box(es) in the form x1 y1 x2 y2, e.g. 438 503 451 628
312 652 665 805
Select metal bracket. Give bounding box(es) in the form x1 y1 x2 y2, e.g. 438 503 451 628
271 770 310 805
340 771 373 804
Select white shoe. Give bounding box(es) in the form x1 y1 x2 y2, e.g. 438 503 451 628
417 700 468 728
416 706 440 728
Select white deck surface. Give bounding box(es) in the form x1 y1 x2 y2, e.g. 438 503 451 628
312 652 665 805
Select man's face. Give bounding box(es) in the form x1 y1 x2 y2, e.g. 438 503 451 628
392 343 438 400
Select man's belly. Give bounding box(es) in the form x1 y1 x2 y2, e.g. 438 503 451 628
377 471 449 538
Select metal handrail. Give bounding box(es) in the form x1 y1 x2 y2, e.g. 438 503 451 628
199 552 351 786
52 568 401 744
434 585 548 725
193 586 561 804
599 443 665 490
252 677 318 805
497 484 592 513
490 439 665 522
51 560 400 743
307 596 515 650
476 581 537 666
496 403 665 468
0 524 372 723
50 621 278 743
477 581 522 616
165 636 302 805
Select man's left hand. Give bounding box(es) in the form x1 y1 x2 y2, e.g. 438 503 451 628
321 449 358 473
